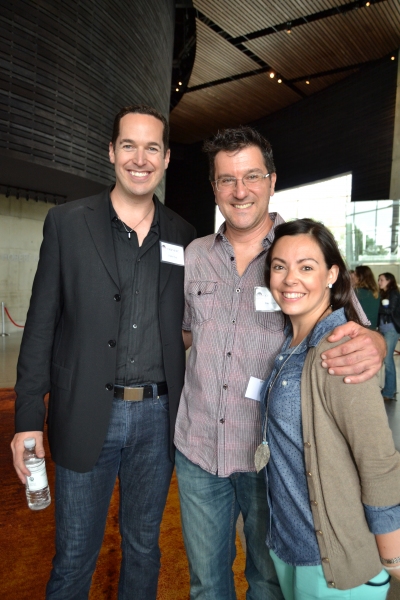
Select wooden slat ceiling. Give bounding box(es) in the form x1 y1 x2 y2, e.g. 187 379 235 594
169 0 400 143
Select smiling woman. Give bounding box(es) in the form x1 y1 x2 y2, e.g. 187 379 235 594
258 218 400 599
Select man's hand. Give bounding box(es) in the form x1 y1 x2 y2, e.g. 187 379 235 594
321 322 386 384
11 431 45 484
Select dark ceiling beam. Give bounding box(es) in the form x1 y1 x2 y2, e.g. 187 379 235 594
186 51 397 95
187 66 271 92
289 51 397 83
230 0 387 44
195 10 306 98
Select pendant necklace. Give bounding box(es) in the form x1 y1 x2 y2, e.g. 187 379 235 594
254 343 300 472
117 205 153 239
255 303 332 473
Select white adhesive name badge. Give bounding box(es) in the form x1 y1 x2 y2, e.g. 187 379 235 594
254 286 281 312
245 376 265 402
160 241 185 266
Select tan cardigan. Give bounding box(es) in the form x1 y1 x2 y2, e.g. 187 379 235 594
300 333 400 590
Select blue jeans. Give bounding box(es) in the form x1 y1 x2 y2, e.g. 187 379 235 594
382 329 399 399
46 390 174 600
175 450 283 600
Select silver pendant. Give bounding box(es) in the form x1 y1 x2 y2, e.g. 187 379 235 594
254 441 270 473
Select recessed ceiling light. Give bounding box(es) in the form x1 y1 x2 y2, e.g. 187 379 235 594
179 81 182 85
269 72 275 78
391 56 396 61
278 79 282 83
306 80 310 84
175 88 179 92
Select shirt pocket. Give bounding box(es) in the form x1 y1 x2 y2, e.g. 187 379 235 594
269 376 301 423
188 280 217 324
256 310 285 332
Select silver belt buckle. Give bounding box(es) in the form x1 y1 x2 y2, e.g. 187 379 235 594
123 386 144 401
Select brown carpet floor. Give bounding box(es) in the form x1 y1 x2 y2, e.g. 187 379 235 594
0 389 247 599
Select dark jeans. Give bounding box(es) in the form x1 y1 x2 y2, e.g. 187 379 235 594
46 389 174 600
175 450 283 600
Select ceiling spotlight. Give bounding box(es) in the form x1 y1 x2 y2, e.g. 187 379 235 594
178 81 182 86
269 72 275 78
278 79 282 83
175 88 179 92
365 1 370 5
286 22 292 34
306 80 310 85
391 56 396 60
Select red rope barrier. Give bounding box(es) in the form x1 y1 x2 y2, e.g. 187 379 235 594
4 306 24 328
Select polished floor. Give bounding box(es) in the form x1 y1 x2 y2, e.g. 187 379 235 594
2 332 400 598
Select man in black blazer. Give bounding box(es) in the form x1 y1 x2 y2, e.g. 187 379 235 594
11 104 196 599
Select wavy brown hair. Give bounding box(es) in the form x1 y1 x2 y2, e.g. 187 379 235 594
355 266 379 298
264 218 362 325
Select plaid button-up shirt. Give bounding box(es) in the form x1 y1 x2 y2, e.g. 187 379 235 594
175 213 286 477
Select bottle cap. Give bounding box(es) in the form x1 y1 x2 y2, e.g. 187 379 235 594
23 437 36 450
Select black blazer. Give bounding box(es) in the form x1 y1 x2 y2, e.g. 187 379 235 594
15 189 196 472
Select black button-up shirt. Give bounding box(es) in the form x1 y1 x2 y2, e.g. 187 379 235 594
110 198 165 385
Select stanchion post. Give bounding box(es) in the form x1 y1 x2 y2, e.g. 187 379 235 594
1 302 9 337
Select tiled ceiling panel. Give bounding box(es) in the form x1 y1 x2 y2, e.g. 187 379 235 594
245 2 400 79
193 0 356 37
170 73 300 143
170 0 400 143
188 19 257 87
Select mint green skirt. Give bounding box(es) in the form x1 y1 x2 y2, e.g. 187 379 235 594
270 550 390 600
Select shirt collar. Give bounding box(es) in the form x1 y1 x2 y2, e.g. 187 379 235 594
209 212 286 251
281 307 347 353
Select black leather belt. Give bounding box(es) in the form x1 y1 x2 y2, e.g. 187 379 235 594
114 382 168 401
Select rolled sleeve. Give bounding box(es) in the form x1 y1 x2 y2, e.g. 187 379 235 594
364 503 400 534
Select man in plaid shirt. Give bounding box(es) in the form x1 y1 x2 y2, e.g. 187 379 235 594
174 126 386 600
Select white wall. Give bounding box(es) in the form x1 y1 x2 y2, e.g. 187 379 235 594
0 194 52 333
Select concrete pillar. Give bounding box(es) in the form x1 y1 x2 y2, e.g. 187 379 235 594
390 49 400 200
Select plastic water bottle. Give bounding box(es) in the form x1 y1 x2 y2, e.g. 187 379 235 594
23 437 51 510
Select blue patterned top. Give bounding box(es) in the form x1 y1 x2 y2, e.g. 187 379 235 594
261 308 400 566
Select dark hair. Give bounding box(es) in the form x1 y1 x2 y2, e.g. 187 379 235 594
264 218 362 325
111 104 169 154
355 266 379 298
379 272 398 299
202 126 275 181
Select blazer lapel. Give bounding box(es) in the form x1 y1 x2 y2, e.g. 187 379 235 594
84 191 120 289
158 200 180 296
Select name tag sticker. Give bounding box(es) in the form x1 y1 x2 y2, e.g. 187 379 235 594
245 376 265 402
160 241 185 266
254 286 281 312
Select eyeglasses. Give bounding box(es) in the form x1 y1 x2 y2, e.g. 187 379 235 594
213 173 270 191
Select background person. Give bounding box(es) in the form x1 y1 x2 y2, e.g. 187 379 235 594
10 104 196 599
378 272 400 401
174 126 386 600
354 265 380 329
262 218 400 599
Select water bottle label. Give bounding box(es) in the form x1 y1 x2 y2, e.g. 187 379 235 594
26 460 48 491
